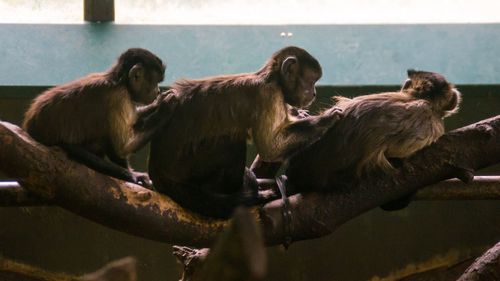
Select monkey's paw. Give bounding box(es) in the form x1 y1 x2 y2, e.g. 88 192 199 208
323 106 343 125
131 171 153 188
158 91 180 113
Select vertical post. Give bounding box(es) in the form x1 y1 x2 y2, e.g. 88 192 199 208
84 0 115 22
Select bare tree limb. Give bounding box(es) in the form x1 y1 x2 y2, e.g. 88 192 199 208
0 256 137 281
0 116 499 247
174 207 266 281
258 115 500 245
457 241 500 281
2 176 500 207
0 121 227 247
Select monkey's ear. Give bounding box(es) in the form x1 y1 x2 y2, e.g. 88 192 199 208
401 79 412 91
281 56 299 81
407 69 417 77
129 64 145 84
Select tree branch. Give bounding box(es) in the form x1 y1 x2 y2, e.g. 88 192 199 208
457 241 500 281
0 116 499 247
0 256 137 281
3 176 500 207
0 121 227 247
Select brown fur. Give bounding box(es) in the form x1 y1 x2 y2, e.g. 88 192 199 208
23 75 134 156
149 46 339 217
23 48 169 186
287 70 461 191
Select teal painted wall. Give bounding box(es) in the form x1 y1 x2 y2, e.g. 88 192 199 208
1 24 500 86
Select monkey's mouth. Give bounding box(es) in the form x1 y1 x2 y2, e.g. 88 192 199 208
301 97 316 108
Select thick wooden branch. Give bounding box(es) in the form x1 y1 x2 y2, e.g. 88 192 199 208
2 176 500 207
457 241 500 281
0 121 227 247
0 116 499 247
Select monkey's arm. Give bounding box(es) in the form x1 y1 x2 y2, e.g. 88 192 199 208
135 90 177 129
60 144 140 184
251 106 312 177
126 93 179 153
254 107 342 162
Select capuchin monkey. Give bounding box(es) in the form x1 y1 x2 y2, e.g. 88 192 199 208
149 46 342 218
286 69 461 211
23 48 177 187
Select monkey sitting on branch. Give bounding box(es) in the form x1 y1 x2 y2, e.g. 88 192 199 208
286 69 461 197
148 46 342 218
23 48 177 187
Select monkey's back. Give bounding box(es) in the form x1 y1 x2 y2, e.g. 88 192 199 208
149 76 262 188
335 93 444 172
23 74 133 149
148 75 286 197
287 92 445 191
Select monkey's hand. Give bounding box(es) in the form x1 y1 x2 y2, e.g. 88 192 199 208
131 171 153 188
158 90 179 114
134 91 179 132
288 106 310 119
317 106 343 128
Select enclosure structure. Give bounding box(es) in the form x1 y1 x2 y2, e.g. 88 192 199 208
0 10 500 281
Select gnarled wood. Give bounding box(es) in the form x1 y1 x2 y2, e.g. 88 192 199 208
3 176 500 207
174 208 266 281
0 116 499 247
457 241 500 281
0 121 226 247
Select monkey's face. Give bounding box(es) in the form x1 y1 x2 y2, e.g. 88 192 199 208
284 67 321 108
403 69 461 117
129 68 163 105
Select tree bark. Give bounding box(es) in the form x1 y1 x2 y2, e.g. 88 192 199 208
0 256 136 281
2 176 500 207
0 121 227 247
457 241 500 281
0 116 499 247
174 207 266 281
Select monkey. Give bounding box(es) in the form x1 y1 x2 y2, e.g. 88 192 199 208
285 69 461 196
148 46 342 218
23 48 177 187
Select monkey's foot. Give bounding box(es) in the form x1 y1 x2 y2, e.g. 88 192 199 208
131 171 153 188
452 165 475 183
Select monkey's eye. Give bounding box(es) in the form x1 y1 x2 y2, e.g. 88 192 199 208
401 79 412 91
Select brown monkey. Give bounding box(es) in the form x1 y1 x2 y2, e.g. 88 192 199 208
149 46 341 218
286 69 461 192
23 48 177 187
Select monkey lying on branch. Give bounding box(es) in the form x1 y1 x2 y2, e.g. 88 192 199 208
285 69 461 209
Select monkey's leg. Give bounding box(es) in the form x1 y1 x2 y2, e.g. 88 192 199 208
250 154 282 178
156 178 252 219
60 144 142 186
106 147 153 188
380 194 413 211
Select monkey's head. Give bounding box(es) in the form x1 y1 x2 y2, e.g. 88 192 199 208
268 46 322 109
402 69 461 117
110 48 166 105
